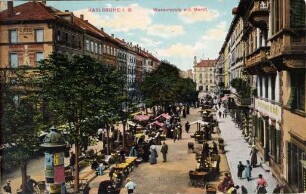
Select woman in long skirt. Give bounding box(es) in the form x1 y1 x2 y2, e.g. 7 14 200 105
149 145 157 164
245 160 252 181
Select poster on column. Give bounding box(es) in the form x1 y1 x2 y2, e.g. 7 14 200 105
54 152 64 166
54 165 65 183
45 153 54 168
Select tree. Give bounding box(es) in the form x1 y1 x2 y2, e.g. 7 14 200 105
140 62 198 110
140 62 180 109
1 68 41 191
37 53 125 192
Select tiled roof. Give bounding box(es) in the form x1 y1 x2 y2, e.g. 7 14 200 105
74 16 105 38
196 59 216 67
0 1 56 22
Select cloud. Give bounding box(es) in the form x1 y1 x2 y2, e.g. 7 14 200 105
179 7 220 23
194 21 227 51
139 37 161 47
147 24 185 38
218 0 226 2
158 43 195 58
74 4 154 32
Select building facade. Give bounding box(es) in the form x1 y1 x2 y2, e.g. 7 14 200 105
193 57 216 92
217 0 306 192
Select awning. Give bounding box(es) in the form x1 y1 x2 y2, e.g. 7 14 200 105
134 115 150 121
130 111 146 116
148 121 164 127
154 113 171 120
221 96 229 101
127 120 137 126
190 120 209 125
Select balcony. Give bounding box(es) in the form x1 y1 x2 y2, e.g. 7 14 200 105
248 0 269 30
231 93 252 107
245 47 269 68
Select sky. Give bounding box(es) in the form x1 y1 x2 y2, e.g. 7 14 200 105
15 0 240 70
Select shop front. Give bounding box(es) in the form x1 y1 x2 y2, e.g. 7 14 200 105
253 98 282 179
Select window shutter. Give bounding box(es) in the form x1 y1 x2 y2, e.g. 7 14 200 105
276 130 280 163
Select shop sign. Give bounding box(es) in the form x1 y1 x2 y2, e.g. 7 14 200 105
18 26 34 39
255 98 281 121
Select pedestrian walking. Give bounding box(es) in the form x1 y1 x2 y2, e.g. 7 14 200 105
250 145 258 167
173 128 178 143
255 174 268 194
224 109 227 118
83 183 91 194
244 160 252 181
218 111 222 118
185 121 190 133
149 144 158 164
218 102 221 109
237 161 245 179
160 141 168 162
125 178 136 194
222 112 225 118
2 180 12 194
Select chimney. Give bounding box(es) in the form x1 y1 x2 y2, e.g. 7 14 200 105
111 34 114 38
7 1 13 16
41 0 47 4
122 39 125 42
101 28 104 32
85 20 88 23
65 10 69 12
136 44 139 48
80 14 84 20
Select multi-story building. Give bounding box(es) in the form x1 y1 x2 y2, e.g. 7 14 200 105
227 0 306 192
0 1 83 70
193 57 216 92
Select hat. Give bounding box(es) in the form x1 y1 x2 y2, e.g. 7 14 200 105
252 145 256 148
126 178 130 181
7 180 11 184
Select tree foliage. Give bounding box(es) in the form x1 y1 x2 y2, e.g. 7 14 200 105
37 53 126 190
1 68 42 190
230 78 251 98
140 61 198 107
37 53 126 145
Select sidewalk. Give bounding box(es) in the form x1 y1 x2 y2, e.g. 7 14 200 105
217 106 278 193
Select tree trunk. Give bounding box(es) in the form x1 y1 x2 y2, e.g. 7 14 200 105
106 126 110 155
74 143 80 192
122 121 126 148
21 162 27 192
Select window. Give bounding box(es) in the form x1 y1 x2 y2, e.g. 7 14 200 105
99 44 102 54
65 33 68 42
290 0 305 28
103 45 106 53
35 52 44 64
265 76 269 98
95 43 98 53
35 29 43 42
10 53 18 68
57 31 61 41
85 40 90 51
271 74 276 101
287 71 305 110
90 41 94 52
272 0 281 33
259 77 263 97
9 30 17 43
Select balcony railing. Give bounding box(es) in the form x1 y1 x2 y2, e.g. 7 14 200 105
245 46 270 68
248 0 269 30
231 92 252 106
